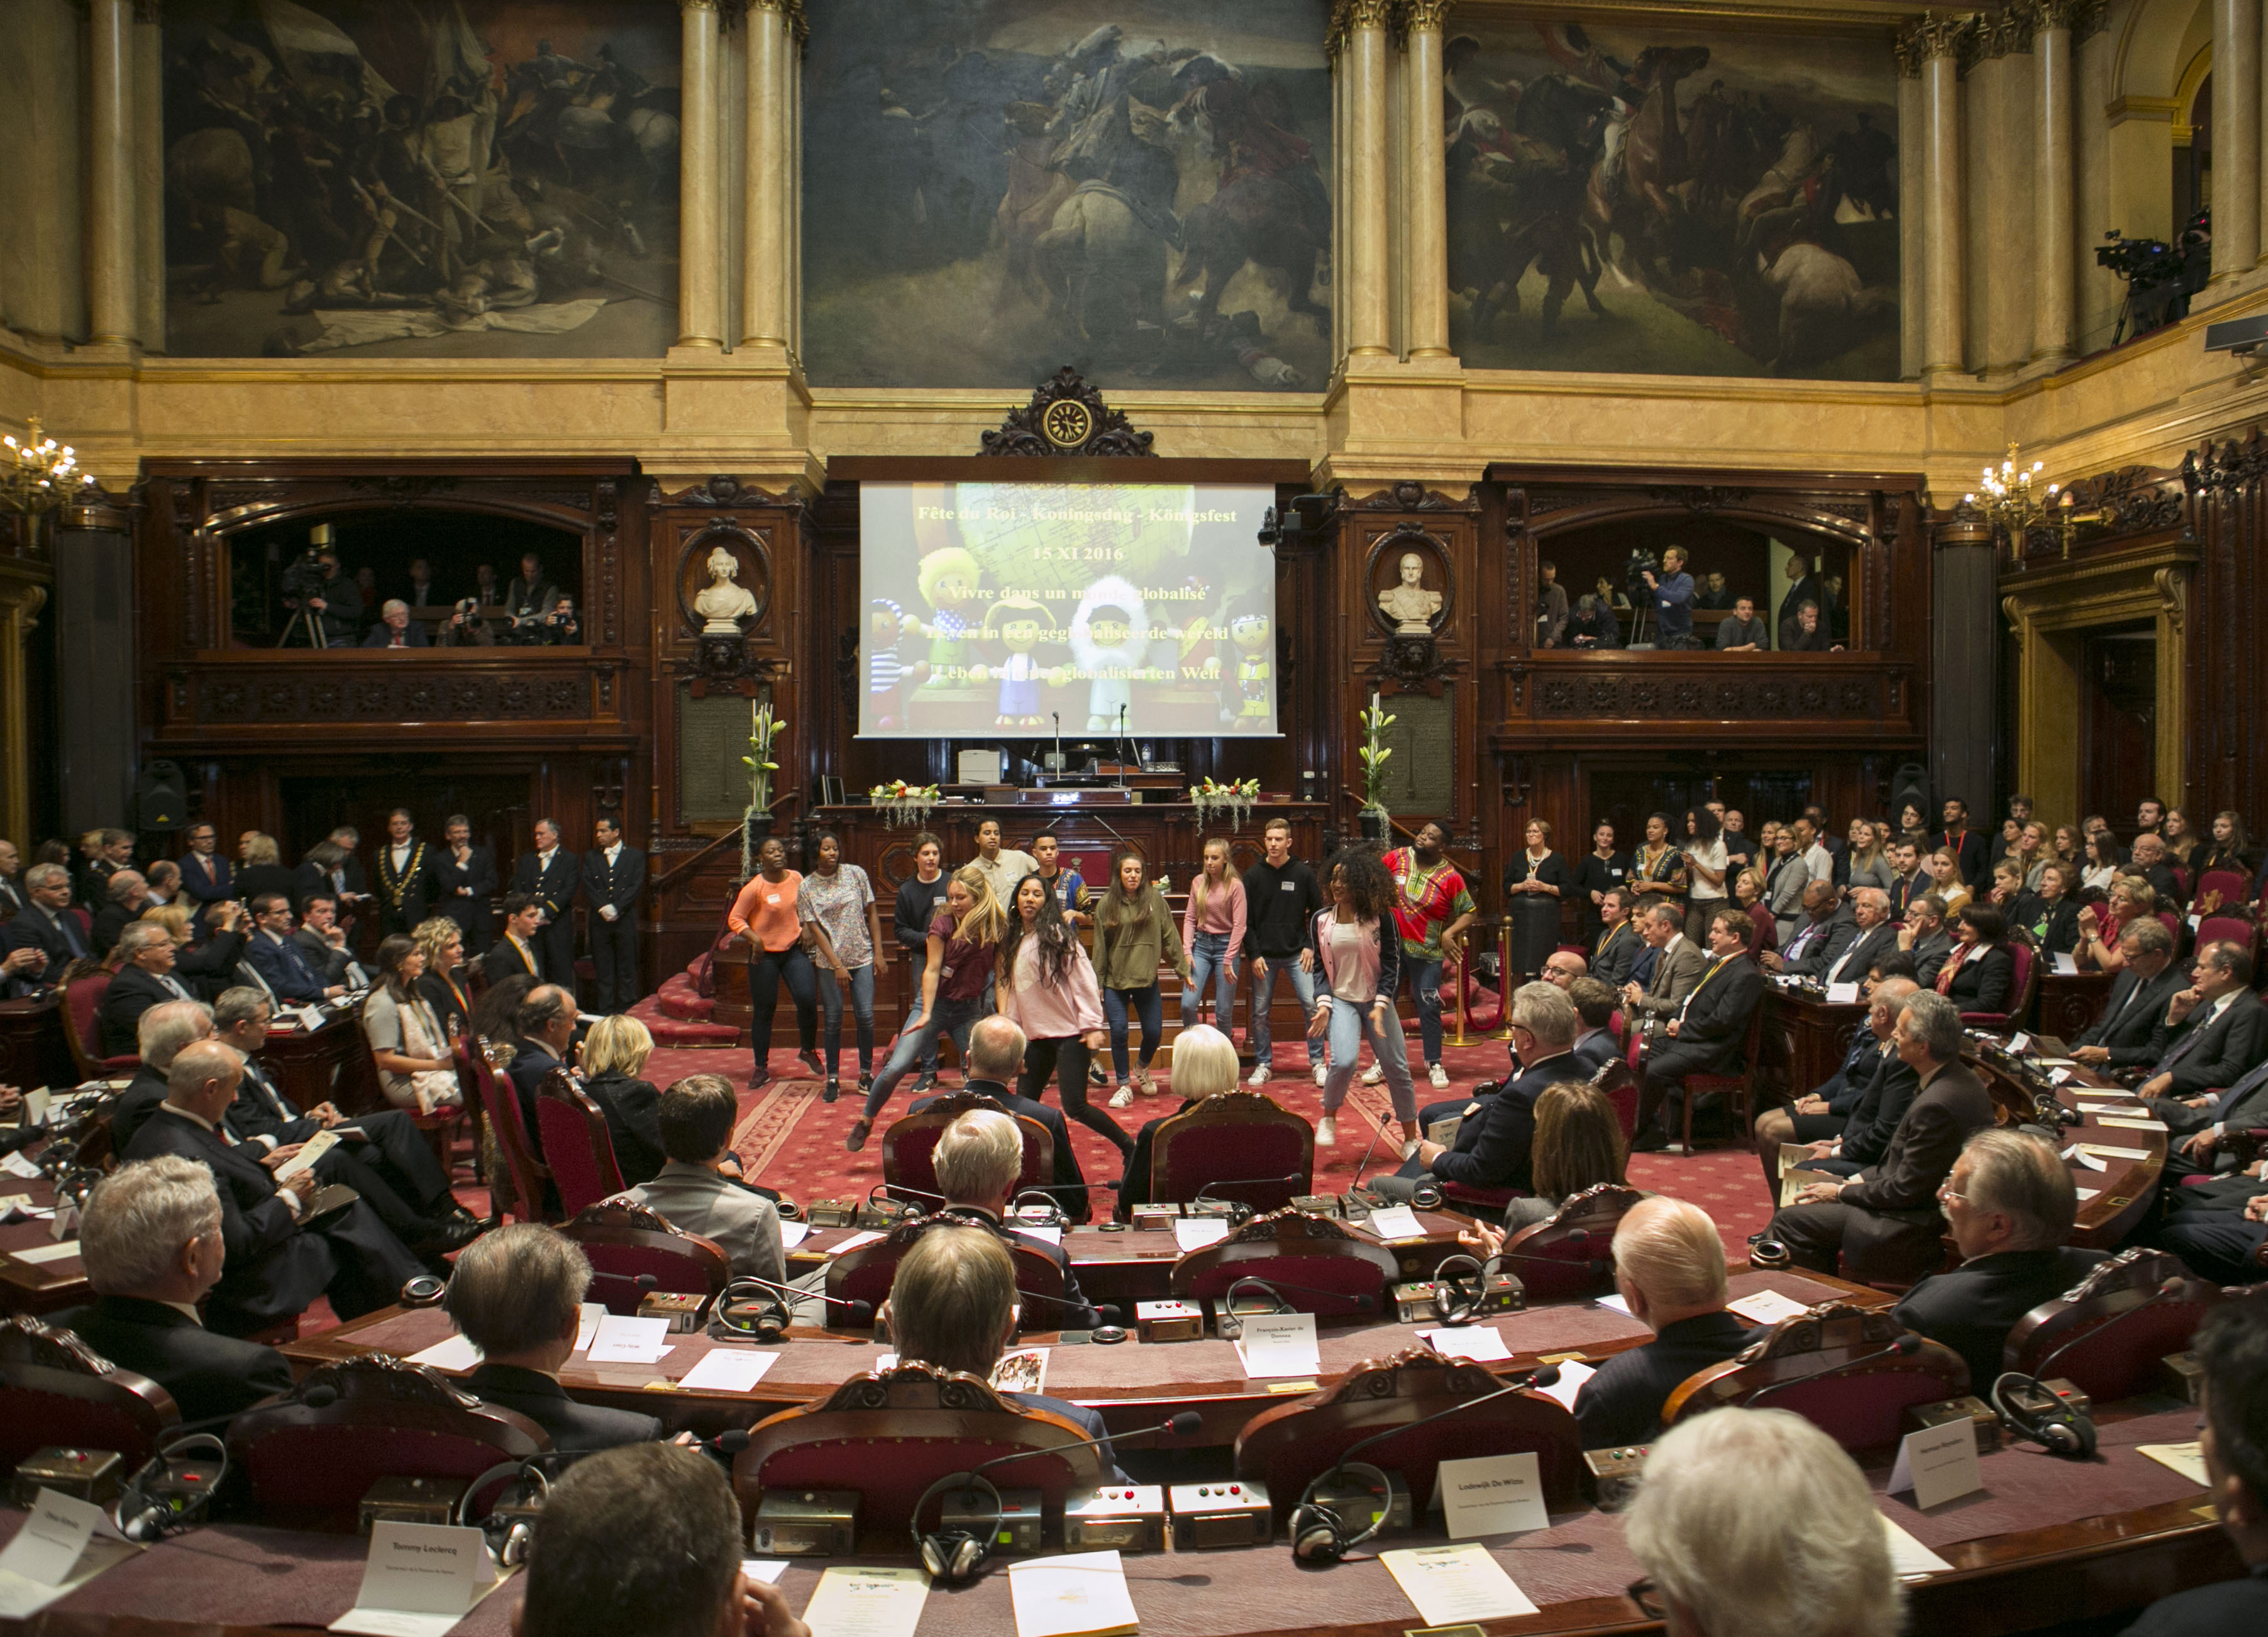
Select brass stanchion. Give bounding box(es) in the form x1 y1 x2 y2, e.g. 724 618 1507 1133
1492 918 1516 1040
1447 935 1471 1048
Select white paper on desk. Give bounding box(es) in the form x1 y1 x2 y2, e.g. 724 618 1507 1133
741 1560 790 1585
1006 1550 1139 1637
1594 1293 1633 1316
1879 1516 1952 1578
1014 1224 1064 1246
2061 1145 2110 1173
21 1087 50 1127
1365 1204 1426 1241
2075 1186 2101 1201
407 1333 481 1372
800 1564 929 1637
573 1302 605 1352
1727 1289 1812 1327
2047 1068 2076 1087
2009 1032 2032 1055
1173 1217 1231 1253
1380 1543 1539 1624
329 1522 497 1637
1234 1311 1320 1379
1888 1419 1983 1510
826 1229 883 1257
586 1314 673 1364
1418 1324 1512 1363
1434 1451 1551 1538
2079 1143 2151 1162
1826 981 1862 1005
2099 1116 2169 1131
0 1151 42 1179
778 1221 811 1250
0 1491 138 1619
2052 952 2079 975
1535 1358 1595 1412
2137 1442 2210 1485
679 1349 779 1393
271 1127 343 1182
15 1240 78 1265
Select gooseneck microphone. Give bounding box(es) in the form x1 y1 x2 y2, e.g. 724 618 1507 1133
1991 1275 2188 1458
1742 1333 1920 1407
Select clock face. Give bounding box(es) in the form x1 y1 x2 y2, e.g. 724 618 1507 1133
1042 398 1093 450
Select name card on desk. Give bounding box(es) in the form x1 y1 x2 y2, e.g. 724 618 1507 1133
1365 1204 1426 1241
587 1314 673 1364
1825 982 1861 1005
1173 1217 1231 1253
2076 1143 2151 1162
1380 1543 1539 1625
2009 1032 2032 1055
678 1349 780 1394
2098 1116 2168 1131
779 1221 811 1250
1727 1289 1812 1327
0 1151 43 1180
574 1302 605 1351
1433 1453 1550 1539
1234 1312 1320 1379
1888 1418 1983 1511
330 1522 498 1637
801 1565 929 1637
1007 1550 1138 1637
0 1488 139 1616
2052 953 2079 975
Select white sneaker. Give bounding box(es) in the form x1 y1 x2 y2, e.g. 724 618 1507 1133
1108 1086 1134 1109
1360 1064 1385 1085
1312 1063 1328 1088
1429 1062 1451 1089
1247 1065 1272 1086
1315 1116 1337 1146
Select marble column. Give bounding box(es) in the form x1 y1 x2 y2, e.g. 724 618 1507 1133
1402 1 1452 358
2215 0 2261 277
1897 48 1925 380
2032 4 2075 363
86 0 135 346
133 0 165 351
1913 17 1971 379
677 0 723 348
1346 1 1393 358
739 0 795 350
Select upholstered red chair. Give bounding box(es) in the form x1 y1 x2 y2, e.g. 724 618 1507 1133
62 972 139 1080
1235 1348 1584 1518
2191 870 2252 917
1149 1090 1314 1214
536 1069 626 1218
1 1314 180 1473
1592 1055 1639 1140
1168 1209 1399 1322
1678 1003 1767 1151
226 1355 548 1532
1498 1182 1642 1301
561 1198 733 1316
2003 1249 2226 1404
463 1034 553 1223
1664 1303 1968 1453
1959 938 2036 1031
880 1090 1054 1212
734 1364 1113 1539
2195 916 2256 958
826 1219 1066 1323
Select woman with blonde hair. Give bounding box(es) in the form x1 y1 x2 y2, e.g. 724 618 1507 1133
848 864 1007 1150
1844 819 1893 892
1118 1023 1241 1215
582 1013 666 1186
1180 838 1246 1034
412 916 474 1040
1924 846 1971 916
362 934 461 1114
1506 1080 1627 1229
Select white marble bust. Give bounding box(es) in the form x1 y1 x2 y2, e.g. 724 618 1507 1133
695 543 758 633
1378 551 1442 635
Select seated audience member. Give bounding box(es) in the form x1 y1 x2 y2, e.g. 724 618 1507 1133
516 1443 808 1637
882 1227 1124 1473
1567 976 1621 1076
360 599 429 648
932 1105 1098 1324
232 834 296 911
4 862 92 990
581 1014 667 1188
917 1014 1088 1224
143 860 182 908
294 894 368 987
473 975 534 1059
123 1040 428 1333
1369 982 1576 1204
1732 867 1777 954
1936 902 2016 1014
1759 881 1850 977
1695 570 1735 611
484 892 547 984
507 984 580 1133
1625 1407 1902 1637
1621 903 1705 1039
99 923 206 1056
2128 831 2184 904
1896 892 1956 988
2014 860 2085 957
2076 875 2159 972
1540 949 1587 990
111 1001 214 1151
91 870 150 956
629 1074 785 1284
1569 1199 1750 1447
141 899 250 1001
1588 890 1640 987
244 893 345 1003
1633 909 1764 1152
1813 887 1896 988
449 1225 667 1450
363 935 462 1113
2133 941 2268 1133
1499 1079 1626 1230
2070 916 2183 1067
58 1157 294 1422
1713 595 1769 652
413 914 476 1040
1752 976 1921 1190
1885 836 1928 918
1563 593 1622 648
2117 1294 2268 1635
1778 599 1840 652
1117 1020 1241 1216
1762 992 1995 1280
1893 1129 2105 1390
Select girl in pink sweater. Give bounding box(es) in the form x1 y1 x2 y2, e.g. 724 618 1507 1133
1181 838 1247 1036
997 873 1132 1157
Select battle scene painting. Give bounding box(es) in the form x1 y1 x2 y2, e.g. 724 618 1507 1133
164 1 679 358
803 0 1332 392
1446 19 1899 379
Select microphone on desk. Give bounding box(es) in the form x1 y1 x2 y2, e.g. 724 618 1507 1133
712 1275 875 1341
1991 1275 2189 1459
1214 1274 1375 1336
1741 1332 1920 1408
1192 1175 1303 1224
1010 1284 1123 1334
587 1270 657 1309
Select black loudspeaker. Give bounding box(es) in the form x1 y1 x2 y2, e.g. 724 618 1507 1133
135 762 189 831
1888 762 1930 823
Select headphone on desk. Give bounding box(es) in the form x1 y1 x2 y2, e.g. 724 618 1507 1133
711 1279 794 1343
909 1470 1004 1584
1288 1461 1395 1566
1989 1372 2098 1459
113 1433 231 1543
455 1458 555 1567
1427 1253 1495 1326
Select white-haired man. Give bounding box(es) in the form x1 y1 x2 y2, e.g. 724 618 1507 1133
1570 1198 1752 1447
931 1105 1098 1326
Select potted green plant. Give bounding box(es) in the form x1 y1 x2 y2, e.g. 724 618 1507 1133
741 699 784 877
1357 699 1394 843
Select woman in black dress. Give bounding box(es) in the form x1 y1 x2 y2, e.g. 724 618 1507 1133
1571 820 1630 945
1937 902 2016 1016
1503 819 1573 982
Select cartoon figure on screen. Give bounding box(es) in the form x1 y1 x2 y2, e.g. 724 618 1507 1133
973 596 1059 728
1070 574 1149 731
1223 594 1271 724
906 546 984 689
868 597 912 728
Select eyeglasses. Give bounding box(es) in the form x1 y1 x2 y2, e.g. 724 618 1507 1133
1625 1577 1666 1618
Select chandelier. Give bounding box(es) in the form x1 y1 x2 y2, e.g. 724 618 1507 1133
0 417 96 515
1966 442 2099 561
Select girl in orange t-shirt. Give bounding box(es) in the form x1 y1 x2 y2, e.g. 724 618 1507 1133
728 835 821 1089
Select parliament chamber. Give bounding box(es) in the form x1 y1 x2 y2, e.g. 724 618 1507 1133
7 1 2268 1635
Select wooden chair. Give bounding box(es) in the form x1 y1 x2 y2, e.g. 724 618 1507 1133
62 971 138 1080
1592 1054 1639 1141
1235 1346 1583 1518
561 1197 733 1316
880 1090 1054 1211
1 1313 180 1473
1678 1001 1767 1152
2002 1248 2227 1404
1958 937 2037 1031
462 1034 553 1223
826 1218 1067 1324
226 1355 548 1532
1499 1182 1642 1301
1149 1090 1314 1214
1664 1302 1968 1453
536 1067 626 1218
734 1362 1111 1539
1168 1208 1400 1323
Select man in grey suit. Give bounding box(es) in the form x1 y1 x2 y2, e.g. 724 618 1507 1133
1619 903 1706 1044
628 1074 784 1285
1897 893 1956 989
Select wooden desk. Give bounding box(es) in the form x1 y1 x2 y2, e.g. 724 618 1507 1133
1970 1048 2166 1250
0 1175 83 1314
0 994 77 1089
2035 968 2114 1039
261 1011 384 1118
1759 984 1869 1104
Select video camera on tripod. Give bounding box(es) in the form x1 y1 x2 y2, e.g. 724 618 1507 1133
278 523 338 648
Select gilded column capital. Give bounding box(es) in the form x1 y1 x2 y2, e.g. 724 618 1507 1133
746 0 806 41
1898 13 1978 72
1346 0 1396 31
1976 6 2034 59
1402 0 1457 31
680 0 720 11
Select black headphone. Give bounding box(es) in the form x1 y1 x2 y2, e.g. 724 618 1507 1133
909 1470 1003 1584
1989 1371 2098 1460
711 1279 794 1343
455 1458 554 1567
114 1433 230 1543
1288 1460 1394 1566
1428 1253 1493 1326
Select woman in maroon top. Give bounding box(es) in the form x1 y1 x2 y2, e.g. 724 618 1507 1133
846 865 1005 1151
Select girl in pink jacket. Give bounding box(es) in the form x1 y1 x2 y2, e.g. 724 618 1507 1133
997 873 1132 1157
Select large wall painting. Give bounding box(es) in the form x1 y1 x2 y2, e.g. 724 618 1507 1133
803 0 1332 392
163 1 679 358
1446 18 1899 379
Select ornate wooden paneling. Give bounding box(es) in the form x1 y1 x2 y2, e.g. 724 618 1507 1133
160 656 608 733
1525 660 1893 730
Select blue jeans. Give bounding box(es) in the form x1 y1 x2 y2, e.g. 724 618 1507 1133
1318 996 1417 1123
815 962 875 1077
1102 983 1163 1080
1251 957 1322 1066
899 943 940 1073
1400 955 1445 1066
863 994 983 1118
1183 931 1236 1030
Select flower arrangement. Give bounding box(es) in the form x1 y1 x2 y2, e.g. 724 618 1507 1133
740 701 784 877
1188 776 1260 829
869 780 942 828
1358 700 1396 826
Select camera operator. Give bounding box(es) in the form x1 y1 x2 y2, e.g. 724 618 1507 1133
441 598 494 647
1640 545 1695 650
502 594 580 646
281 548 362 647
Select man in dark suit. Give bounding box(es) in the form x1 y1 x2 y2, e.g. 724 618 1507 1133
294 830 370 916
1814 887 1898 989
1938 797 1989 889
932 1111 1100 1327
2149 1145 2268 1284
1588 891 1641 988
434 814 499 955
582 814 644 1014
176 823 234 931
2135 941 2268 1133
58 1156 294 1423
0 838 24 922
1569 1198 1755 1448
91 870 150 957
450 1224 667 1451
1898 892 1957 988
1752 976 1921 1193
2071 918 2184 1068
121 1040 428 1335
3 863 91 993
1893 1128 2106 1391
373 808 434 938
513 819 580 991
2128 832 2184 904
915 1016 1089 1225
78 829 133 913
1634 908 1766 1152
1620 902 1705 1043
508 984 579 1141
243 893 345 1003
293 895 367 988
1763 991 1997 1282
1568 977 1622 1078
1885 836 1928 919
359 600 431 648
99 924 205 1056
1760 881 1850 979
1370 982 1578 1203
484 894 547 985
108 1001 213 1153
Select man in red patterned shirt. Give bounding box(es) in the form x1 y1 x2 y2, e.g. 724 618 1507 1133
1371 823 1478 1091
